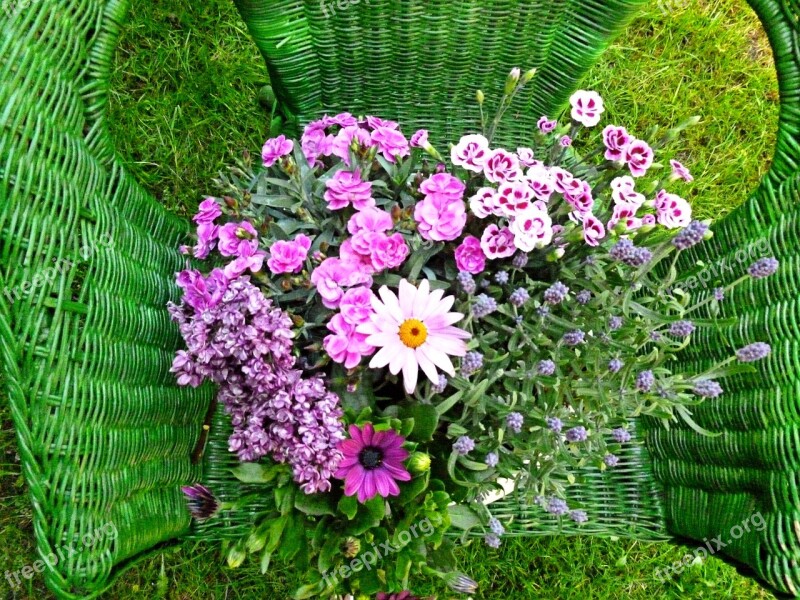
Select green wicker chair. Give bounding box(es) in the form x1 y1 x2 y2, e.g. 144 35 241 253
2 0 799 597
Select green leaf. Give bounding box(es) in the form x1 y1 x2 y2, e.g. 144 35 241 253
675 405 723 437
436 390 464 416
358 567 383 595
260 550 272 575
403 403 439 441
279 513 306 561
230 463 281 484
293 581 326 600
448 504 483 531
318 532 340 574
275 486 296 515
364 496 386 521
338 494 359 520
398 471 430 504
265 514 289 554
295 492 336 516
395 552 413 588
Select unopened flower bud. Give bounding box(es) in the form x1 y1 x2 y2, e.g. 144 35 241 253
226 545 247 569
522 67 537 84
476 90 485 105
504 68 521 94
342 537 361 558
408 452 431 474
546 248 565 262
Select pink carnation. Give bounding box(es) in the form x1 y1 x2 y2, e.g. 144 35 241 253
655 190 692 228
451 134 490 172
602 126 632 162
311 258 373 309
537 116 557 133
267 234 312 275
324 170 374 211
625 139 654 177
262 135 294 167
483 149 522 183
670 159 694 182
347 207 394 235
410 129 429 148
371 126 410 162
324 313 374 369
455 236 486 274
419 173 466 200
339 286 376 325
582 214 606 247
332 126 373 165
414 195 467 242
569 90 605 127
368 232 409 271
510 207 553 252
517 147 537 167
496 180 534 216
218 221 258 257
526 166 555 202
469 187 499 219
480 225 517 259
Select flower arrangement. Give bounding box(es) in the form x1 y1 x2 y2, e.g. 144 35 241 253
170 68 777 599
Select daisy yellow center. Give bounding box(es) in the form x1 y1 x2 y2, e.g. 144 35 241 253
398 318 428 349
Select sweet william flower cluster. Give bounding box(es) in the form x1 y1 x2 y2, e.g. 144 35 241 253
170 68 777 599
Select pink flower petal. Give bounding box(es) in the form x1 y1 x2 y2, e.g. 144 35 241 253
415 346 440 384
402 358 419 393
359 471 377 502
344 465 366 496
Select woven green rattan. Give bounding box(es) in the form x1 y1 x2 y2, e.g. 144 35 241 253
2 0 800 597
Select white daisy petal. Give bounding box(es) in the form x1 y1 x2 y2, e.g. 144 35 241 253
415 346 440 384
389 345 413 375
421 291 452 319
378 285 405 323
402 357 419 393
420 344 456 376
370 343 403 369
411 279 430 318
398 279 416 315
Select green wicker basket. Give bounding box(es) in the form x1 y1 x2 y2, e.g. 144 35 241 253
2 0 799 597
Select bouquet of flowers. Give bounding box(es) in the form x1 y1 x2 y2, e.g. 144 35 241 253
170 68 777 599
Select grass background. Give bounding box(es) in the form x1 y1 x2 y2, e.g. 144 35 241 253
0 0 782 598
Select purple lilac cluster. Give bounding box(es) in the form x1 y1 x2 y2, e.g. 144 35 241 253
169 273 345 494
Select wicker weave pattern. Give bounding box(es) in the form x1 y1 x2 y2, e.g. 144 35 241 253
3 0 800 597
232 0 646 144
0 1 214 598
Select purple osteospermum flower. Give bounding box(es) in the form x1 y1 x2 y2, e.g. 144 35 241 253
335 423 411 503
636 370 655 392
485 533 502 548
181 484 220 522
495 271 510 284
670 159 693 182
544 282 570 305
672 220 708 250
608 358 623 373
669 320 696 338
546 496 569 516
563 330 586 346
546 417 563 433
473 294 498 318
736 342 771 362
693 379 723 398
576 290 592 305
457 271 477 295
453 436 475 455
612 428 632 443
485 452 499 467
714 287 725 301
566 426 588 442
570 510 588 524
604 454 620 467
461 351 484 376
538 359 556 376
506 412 524 433
748 258 779 279
609 316 623 331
